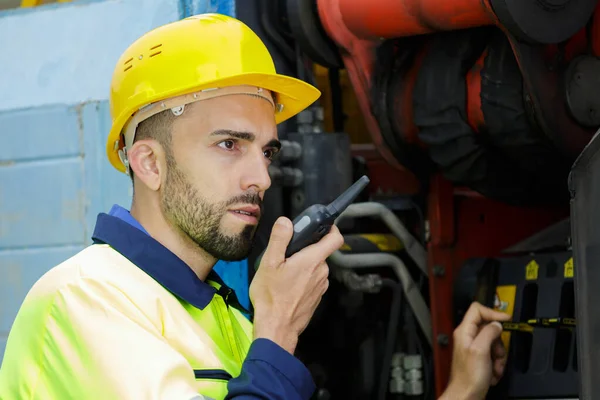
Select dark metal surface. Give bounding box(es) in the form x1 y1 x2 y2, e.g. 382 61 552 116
502 218 571 254
286 0 342 68
569 126 600 400
286 132 354 219
565 55 600 127
490 0 596 44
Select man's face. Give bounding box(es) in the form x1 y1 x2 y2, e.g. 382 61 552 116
159 94 279 261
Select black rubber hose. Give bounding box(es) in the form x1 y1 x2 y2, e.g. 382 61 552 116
377 278 404 400
329 68 345 132
259 0 296 64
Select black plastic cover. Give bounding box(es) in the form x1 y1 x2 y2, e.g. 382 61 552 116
569 127 600 400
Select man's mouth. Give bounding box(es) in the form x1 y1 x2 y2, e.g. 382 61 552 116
229 205 261 221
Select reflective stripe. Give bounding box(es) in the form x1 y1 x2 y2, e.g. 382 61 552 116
193 369 233 381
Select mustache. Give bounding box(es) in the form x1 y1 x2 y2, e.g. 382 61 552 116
225 193 263 209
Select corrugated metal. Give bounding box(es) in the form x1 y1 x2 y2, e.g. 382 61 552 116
0 0 246 364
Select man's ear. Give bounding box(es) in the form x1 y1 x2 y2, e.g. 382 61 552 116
127 140 165 191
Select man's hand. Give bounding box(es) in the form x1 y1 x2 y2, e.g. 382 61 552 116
249 216 344 355
439 302 511 400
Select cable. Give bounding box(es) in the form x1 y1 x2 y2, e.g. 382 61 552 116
377 278 404 400
415 325 434 400
258 0 296 64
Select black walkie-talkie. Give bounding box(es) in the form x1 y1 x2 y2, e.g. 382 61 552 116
255 175 370 269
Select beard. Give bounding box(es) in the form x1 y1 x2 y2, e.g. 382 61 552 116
160 155 261 261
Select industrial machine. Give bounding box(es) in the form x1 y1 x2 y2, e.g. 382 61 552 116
237 0 600 398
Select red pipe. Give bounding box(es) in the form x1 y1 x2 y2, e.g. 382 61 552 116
339 0 496 39
466 49 487 134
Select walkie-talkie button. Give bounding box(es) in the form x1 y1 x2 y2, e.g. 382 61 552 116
294 215 311 232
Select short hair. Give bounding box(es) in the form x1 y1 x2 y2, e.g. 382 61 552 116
128 109 176 184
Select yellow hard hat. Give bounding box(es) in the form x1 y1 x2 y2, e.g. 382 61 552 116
107 13 321 173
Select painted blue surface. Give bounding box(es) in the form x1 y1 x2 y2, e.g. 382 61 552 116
184 0 236 17
0 0 246 365
0 0 182 112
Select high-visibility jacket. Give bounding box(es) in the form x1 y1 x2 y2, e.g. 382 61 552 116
0 205 315 400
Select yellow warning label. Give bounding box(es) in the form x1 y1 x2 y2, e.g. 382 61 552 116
359 234 404 252
564 257 574 278
495 285 517 353
525 260 539 280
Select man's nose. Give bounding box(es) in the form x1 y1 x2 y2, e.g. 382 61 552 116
240 150 272 193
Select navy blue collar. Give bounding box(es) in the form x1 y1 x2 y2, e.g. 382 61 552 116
91 213 248 313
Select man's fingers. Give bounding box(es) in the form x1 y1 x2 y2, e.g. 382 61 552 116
307 225 344 258
471 321 503 358
493 357 506 378
262 217 293 267
289 225 344 265
492 338 506 359
462 302 512 327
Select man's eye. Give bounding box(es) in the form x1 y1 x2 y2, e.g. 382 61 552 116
264 148 278 160
218 140 236 150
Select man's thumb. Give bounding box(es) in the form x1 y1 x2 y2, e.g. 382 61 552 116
262 217 293 267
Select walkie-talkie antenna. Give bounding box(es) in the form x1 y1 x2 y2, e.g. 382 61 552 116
326 175 370 217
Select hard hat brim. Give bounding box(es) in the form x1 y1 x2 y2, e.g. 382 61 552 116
106 72 321 173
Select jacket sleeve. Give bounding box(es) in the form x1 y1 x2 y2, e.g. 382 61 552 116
10 275 315 400
226 338 316 399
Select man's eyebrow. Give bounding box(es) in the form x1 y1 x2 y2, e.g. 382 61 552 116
210 129 281 149
209 129 255 141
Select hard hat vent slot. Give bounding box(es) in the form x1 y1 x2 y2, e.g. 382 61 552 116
149 44 163 58
123 57 134 72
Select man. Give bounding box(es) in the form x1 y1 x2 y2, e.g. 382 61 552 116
0 13 510 400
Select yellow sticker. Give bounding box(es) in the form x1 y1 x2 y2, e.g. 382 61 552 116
525 260 539 280
495 285 517 353
359 234 404 252
564 257 574 278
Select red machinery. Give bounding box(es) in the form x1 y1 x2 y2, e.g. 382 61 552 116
272 0 600 397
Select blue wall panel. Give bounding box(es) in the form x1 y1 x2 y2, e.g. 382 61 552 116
0 156 85 248
0 106 82 163
0 0 248 365
0 0 183 112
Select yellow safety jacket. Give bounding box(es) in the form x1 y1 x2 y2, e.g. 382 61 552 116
0 206 316 400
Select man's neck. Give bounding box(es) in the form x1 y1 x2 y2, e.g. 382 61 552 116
130 201 216 281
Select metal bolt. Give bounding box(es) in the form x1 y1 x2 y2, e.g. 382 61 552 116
437 333 449 346
405 369 422 381
391 366 404 379
433 265 445 277
405 380 424 396
391 352 404 367
389 377 405 394
403 355 422 370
